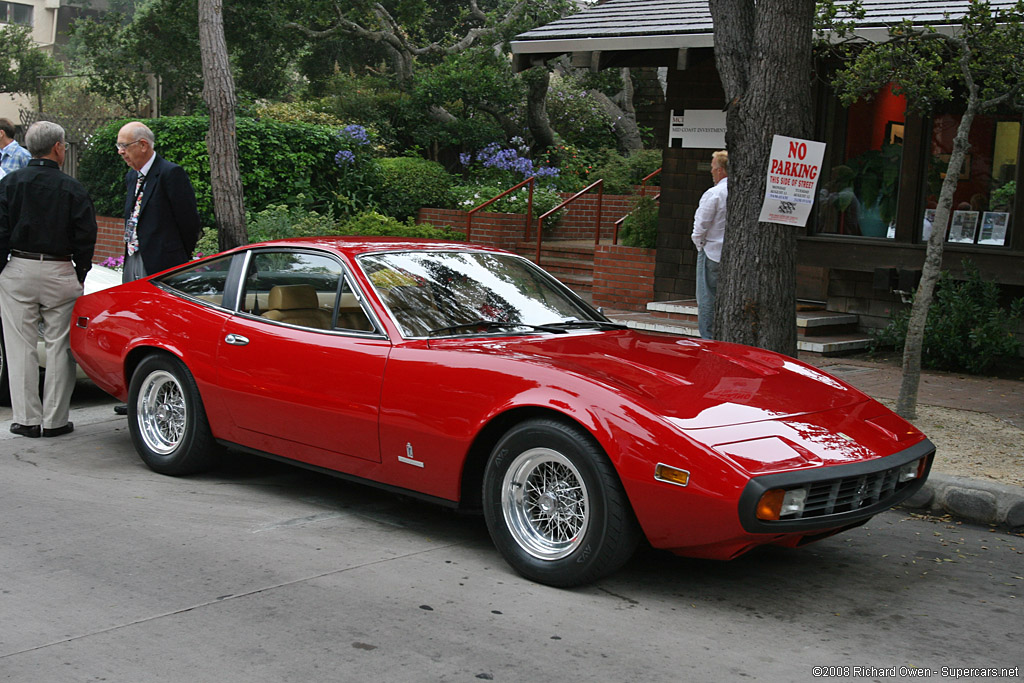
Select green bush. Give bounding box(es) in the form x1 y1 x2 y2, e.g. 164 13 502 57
589 149 664 194
546 73 617 150
620 195 659 248
340 211 464 240
193 205 343 255
77 116 360 228
871 261 1024 375
535 144 603 193
193 205 462 256
376 157 455 220
251 99 345 127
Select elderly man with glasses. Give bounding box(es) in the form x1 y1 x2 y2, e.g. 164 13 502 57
115 121 201 284
111 121 202 416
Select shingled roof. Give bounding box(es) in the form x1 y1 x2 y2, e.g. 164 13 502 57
512 0 1022 56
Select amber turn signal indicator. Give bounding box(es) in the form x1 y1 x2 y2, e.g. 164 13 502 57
756 489 786 520
654 463 690 487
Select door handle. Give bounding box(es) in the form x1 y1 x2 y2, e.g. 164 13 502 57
225 334 249 346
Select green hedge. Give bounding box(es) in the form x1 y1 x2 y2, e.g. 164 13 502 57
870 260 1023 375
194 205 464 257
376 156 455 220
78 116 348 228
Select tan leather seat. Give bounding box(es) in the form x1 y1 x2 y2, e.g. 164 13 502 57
263 285 332 329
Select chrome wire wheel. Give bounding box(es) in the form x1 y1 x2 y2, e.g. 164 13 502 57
501 447 590 560
137 369 187 456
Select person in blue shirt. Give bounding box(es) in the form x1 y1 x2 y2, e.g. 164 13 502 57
0 118 32 179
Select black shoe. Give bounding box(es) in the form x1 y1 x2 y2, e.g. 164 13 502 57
43 422 74 438
10 423 41 438
114 404 128 415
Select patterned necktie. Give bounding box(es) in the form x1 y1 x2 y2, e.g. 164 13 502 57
125 173 146 255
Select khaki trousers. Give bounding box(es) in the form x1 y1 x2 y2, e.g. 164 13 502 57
0 257 82 428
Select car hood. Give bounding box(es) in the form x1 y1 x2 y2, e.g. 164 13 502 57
441 330 869 429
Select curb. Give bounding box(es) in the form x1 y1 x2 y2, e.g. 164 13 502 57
903 473 1024 530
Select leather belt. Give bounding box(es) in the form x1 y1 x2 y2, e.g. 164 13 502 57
11 249 72 262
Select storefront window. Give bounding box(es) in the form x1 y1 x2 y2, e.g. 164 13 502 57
922 115 1018 246
817 87 906 239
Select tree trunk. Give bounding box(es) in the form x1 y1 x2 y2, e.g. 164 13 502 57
198 0 246 251
522 66 557 153
895 100 977 419
588 83 643 153
708 0 815 356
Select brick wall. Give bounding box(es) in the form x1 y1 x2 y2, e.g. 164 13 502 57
419 190 649 247
95 215 123 264
592 244 656 312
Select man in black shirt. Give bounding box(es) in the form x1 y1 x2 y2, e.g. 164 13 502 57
0 121 97 438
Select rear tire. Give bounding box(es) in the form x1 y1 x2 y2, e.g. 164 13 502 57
128 353 220 475
483 418 640 587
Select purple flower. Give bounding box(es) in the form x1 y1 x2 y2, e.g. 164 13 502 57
535 166 560 178
341 124 370 145
335 149 356 166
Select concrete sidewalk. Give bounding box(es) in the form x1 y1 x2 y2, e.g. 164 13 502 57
804 353 1024 530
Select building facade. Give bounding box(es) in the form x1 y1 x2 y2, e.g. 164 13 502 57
512 0 1022 336
0 0 110 120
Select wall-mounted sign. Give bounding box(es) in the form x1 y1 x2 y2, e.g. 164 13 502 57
758 135 826 227
668 109 727 149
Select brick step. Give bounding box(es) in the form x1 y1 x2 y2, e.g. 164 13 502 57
514 241 597 261
535 255 596 278
648 299 860 337
556 271 594 293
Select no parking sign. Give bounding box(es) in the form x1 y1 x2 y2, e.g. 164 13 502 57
758 135 826 227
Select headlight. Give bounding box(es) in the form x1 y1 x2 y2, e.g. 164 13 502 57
898 458 926 482
756 487 808 520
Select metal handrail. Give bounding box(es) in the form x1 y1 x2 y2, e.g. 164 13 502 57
639 167 662 198
535 178 603 265
466 176 535 243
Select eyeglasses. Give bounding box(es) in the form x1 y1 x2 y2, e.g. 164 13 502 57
115 140 143 151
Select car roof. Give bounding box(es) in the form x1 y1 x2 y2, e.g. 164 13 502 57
236 236 511 259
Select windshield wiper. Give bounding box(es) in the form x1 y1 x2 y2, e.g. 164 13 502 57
428 319 568 337
540 319 628 330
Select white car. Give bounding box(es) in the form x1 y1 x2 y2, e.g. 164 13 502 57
0 263 121 404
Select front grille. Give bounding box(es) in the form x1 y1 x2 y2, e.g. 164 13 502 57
738 439 935 534
797 467 905 519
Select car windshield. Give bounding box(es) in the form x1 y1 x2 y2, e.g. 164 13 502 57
358 250 604 338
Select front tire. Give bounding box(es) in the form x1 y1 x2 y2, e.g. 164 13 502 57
128 353 220 475
483 418 640 587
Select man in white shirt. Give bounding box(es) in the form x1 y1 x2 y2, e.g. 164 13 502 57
691 150 728 339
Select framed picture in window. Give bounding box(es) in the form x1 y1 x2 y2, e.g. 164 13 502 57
978 211 1010 245
885 121 905 145
948 210 979 243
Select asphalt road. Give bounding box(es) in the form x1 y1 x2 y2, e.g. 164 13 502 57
1 385 1022 682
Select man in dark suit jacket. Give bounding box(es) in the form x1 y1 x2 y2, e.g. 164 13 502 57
116 121 201 283
113 121 202 415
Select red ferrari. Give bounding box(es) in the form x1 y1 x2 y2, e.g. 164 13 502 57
70 238 933 586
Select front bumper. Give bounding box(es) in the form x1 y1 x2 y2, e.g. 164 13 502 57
737 438 935 534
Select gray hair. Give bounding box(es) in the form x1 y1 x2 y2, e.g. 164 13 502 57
25 121 65 157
